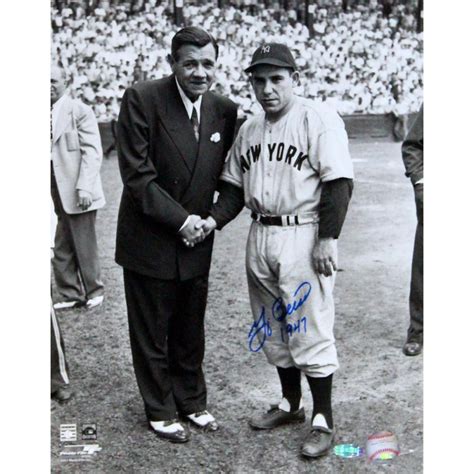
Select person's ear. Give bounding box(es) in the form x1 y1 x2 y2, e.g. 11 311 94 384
166 54 175 70
291 70 300 86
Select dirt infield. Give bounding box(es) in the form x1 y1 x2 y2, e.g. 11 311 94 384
51 140 422 473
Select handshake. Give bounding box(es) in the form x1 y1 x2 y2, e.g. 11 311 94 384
179 215 217 248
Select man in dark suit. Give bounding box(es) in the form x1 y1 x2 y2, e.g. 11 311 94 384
401 104 423 356
115 27 237 443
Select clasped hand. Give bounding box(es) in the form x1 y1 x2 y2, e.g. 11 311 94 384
179 215 217 248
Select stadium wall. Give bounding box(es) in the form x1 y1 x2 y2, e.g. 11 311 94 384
99 112 418 155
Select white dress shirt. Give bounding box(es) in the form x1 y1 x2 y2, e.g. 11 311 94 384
175 78 203 232
175 77 202 122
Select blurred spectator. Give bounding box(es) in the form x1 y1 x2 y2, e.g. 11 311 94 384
51 0 422 120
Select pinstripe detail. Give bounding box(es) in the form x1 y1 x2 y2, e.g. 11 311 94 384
51 305 69 385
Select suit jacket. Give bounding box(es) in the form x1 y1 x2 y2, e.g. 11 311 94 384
51 96 106 214
115 75 237 280
402 104 423 186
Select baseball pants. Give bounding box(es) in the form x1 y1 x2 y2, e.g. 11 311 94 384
246 220 339 377
51 304 70 394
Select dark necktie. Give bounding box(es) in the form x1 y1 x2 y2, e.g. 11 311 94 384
191 106 199 142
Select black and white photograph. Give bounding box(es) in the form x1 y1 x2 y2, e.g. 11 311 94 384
46 0 428 471
10 0 474 472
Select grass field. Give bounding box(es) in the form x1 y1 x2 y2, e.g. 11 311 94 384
51 139 422 473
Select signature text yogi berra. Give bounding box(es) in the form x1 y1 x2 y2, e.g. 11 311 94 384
239 142 309 173
248 281 312 353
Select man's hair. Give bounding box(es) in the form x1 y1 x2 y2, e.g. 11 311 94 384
51 63 70 83
171 27 219 61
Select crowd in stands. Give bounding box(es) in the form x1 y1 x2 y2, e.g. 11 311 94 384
51 0 423 121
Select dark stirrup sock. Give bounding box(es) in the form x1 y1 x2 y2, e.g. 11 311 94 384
277 366 302 411
306 374 334 429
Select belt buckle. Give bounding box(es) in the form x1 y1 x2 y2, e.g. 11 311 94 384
282 215 296 227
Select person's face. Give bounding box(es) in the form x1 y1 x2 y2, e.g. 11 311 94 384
51 67 68 104
250 65 299 121
170 42 216 101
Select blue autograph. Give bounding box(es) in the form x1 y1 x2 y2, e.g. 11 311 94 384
248 306 272 353
280 316 307 343
248 281 312 352
272 281 312 321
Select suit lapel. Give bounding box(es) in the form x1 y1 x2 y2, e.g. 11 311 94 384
159 78 199 173
181 93 225 203
53 96 73 144
196 93 220 164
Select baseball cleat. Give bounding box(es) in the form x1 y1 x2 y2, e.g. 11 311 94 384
301 426 335 458
249 404 305 430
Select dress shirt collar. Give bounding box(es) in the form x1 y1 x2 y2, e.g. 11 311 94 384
175 77 202 123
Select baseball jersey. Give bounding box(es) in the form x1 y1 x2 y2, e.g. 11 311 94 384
220 96 354 216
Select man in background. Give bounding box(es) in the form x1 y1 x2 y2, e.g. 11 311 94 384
51 201 73 405
401 104 423 356
51 65 105 310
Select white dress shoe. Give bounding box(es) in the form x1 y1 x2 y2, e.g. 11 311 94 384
187 410 218 431
149 420 189 443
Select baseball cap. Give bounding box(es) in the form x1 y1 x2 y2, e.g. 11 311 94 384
245 43 297 73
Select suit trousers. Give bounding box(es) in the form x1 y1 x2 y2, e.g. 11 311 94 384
51 304 70 393
407 185 423 341
123 268 209 421
51 165 104 301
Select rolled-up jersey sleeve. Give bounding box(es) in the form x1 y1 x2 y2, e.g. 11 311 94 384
317 128 354 182
308 108 354 182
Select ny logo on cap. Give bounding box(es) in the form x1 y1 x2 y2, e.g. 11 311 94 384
261 45 271 54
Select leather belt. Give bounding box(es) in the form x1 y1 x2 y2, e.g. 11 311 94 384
251 212 318 227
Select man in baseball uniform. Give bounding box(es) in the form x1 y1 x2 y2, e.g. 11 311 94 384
192 43 354 457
